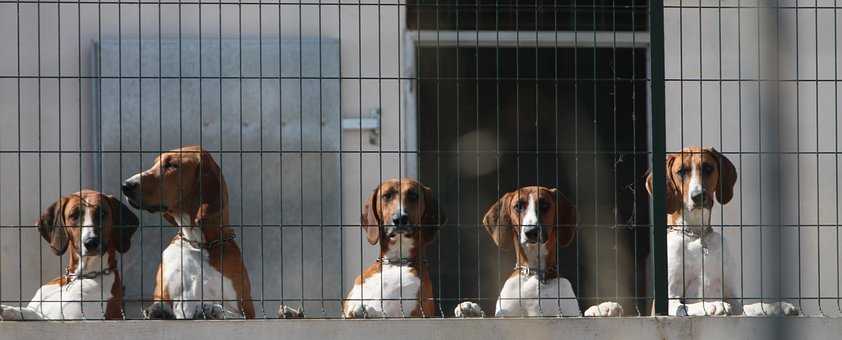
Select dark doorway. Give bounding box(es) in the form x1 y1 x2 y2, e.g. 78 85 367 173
416 46 651 316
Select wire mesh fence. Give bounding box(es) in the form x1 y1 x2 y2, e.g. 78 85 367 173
0 0 833 321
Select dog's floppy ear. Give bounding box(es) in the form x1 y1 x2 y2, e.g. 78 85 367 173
361 186 382 245
483 192 514 249
105 195 140 253
646 154 682 214
709 147 737 204
37 197 69 256
194 149 227 227
549 188 576 247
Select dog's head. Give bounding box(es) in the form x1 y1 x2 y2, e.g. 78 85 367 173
121 145 227 226
37 190 139 258
645 146 737 215
361 178 444 256
482 186 576 253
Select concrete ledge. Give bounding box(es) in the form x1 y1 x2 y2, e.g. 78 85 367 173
0 317 835 340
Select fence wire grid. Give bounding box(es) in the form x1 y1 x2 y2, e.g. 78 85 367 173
0 0 833 321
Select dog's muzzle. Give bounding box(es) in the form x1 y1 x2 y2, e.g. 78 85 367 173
386 213 416 237
121 177 166 212
522 225 547 244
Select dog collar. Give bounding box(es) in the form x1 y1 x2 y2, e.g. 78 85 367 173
66 267 114 281
177 232 236 249
514 265 558 283
668 225 713 239
377 257 417 266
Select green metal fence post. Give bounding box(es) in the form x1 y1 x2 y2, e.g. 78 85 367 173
649 0 669 316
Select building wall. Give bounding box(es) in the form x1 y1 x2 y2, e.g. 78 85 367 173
664 0 840 315
0 1 409 314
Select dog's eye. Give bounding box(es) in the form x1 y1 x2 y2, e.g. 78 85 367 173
676 167 687 177
383 191 395 201
68 210 80 220
405 191 418 201
514 200 527 213
702 163 714 175
538 201 550 212
163 160 178 170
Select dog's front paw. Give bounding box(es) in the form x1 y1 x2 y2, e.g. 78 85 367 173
278 305 304 319
704 301 732 316
780 302 800 316
346 304 382 319
743 302 800 316
196 303 226 320
584 301 624 317
675 303 688 317
0 306 22 321
144 302 176 320
454 301 484 318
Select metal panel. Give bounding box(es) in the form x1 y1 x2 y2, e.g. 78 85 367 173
97 38 342 317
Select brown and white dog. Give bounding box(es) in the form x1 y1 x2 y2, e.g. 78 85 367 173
0 190 138 320
122 145 256 319
343 178 443 318
457 186 622 317
646 146 798 316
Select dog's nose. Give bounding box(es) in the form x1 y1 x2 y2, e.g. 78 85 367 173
393 214 410 227
122 180 138 196
523 226 540 241
691 191 705 205
84 237 100 251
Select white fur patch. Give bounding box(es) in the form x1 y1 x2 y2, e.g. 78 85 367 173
686 166 703 208
1 254 116 320
161 235 239 319
519 196 539 244
344 263 421 318
495 274 580 317
667 229 729 315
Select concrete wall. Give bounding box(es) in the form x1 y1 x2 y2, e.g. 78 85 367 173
1 317 839 340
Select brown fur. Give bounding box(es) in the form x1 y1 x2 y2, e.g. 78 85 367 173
482 186 576 276
132 145 255 318
645 146 738 225
36 190 139 320
346 178 443 317
482 186 576 274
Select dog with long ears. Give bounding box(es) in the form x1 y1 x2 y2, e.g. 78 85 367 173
646 146 798 316
456 186 622 317
0 190 139 320
122 145 257 319
343 178 443 318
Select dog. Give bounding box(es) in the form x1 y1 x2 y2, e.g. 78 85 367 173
0 190 138 320
456 186 622 317
646 146 798 316
343 178 443 318
122 145 256 319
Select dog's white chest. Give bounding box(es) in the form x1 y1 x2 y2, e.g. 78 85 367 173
345 264 420 317
27 276 115 319
667 231 726 300
496 274 580 317
162 239 238 318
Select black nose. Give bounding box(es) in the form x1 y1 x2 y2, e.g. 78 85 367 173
524 227 540 240
393 214 410 227
84 238 100 250
691 191 705 205
122 180 138 196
